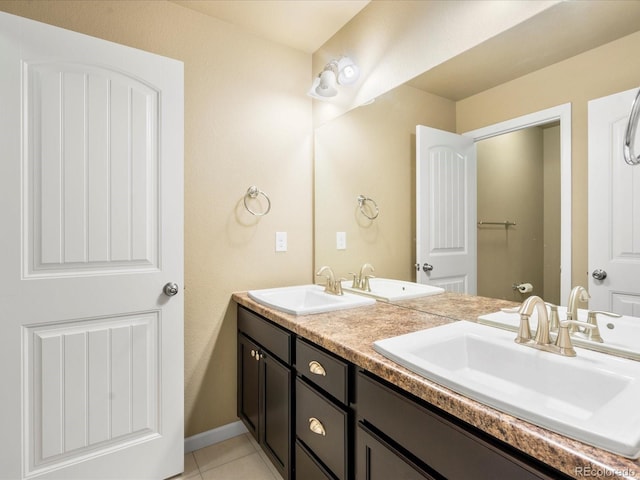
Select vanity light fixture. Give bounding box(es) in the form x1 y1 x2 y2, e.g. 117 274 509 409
308 56 360 99
336 56 359 85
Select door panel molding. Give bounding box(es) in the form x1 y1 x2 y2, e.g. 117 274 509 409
23 310 161 475
23 61 160 278
23 312 160 476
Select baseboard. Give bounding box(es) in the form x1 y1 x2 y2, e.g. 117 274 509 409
184 420 249 453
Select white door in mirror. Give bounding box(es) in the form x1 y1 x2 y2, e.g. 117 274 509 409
588 89 640 313
416 126 477 294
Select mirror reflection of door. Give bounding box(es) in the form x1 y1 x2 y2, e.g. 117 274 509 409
476 123 561 304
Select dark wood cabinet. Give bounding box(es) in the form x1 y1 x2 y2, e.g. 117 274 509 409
237 304 570 480
295 440 334 480
294 338 353 480
237 333 260 439
295 378 349 480
237 307 293 480
356 371 570 480
356 423 438 480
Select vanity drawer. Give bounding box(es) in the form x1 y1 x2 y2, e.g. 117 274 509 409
238 306 291 364
296 378 349 480
296 338 349 404
356 422 437 480
295 441 334 480
356 371 561 480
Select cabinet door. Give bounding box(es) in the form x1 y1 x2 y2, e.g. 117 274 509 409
262 353 292 480
357 423 437 480
237 334 260 441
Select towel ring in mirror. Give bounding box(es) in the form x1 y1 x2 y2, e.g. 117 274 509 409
244 186 271 216
624 88 640 165
357 194 379 220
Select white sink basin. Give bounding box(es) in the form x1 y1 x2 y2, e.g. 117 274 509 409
248 284 375 315
373 321 640 458
341 278 444 302
478 307 640 360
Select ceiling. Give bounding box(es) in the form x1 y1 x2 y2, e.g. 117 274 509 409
170 0 370 54
408 0 640 101
169 1 640 102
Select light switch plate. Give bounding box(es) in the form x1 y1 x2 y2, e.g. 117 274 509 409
336 231 346 250
275 231 287 252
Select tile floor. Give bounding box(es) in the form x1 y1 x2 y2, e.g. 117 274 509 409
172 433 284 480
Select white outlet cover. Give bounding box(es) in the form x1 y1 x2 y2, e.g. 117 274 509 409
275 231 287 252
336 231 346 250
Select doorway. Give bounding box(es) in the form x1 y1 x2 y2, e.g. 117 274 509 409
476 123 561 304
464 103 571 303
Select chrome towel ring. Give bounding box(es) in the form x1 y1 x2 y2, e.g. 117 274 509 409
624 88 640 165
244 186 271 216
357 194 379 220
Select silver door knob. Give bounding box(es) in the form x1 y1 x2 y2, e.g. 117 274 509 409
423 263 434 272
163 282 179 296
592 269 607 281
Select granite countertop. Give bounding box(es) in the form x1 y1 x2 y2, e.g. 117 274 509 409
232 291 640 480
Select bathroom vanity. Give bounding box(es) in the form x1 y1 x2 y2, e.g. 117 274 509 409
233 292 640 480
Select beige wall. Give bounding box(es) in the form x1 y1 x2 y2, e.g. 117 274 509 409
315 85 455 279
0 1 313 437
457 29 640 291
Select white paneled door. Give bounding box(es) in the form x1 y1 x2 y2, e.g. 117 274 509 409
588 88 640 314
416 126 477 294
0 12 184 479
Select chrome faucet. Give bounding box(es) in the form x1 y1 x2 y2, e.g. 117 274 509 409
348 263 375 292
316 266 343 296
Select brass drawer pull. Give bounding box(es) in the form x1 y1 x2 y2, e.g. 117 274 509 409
250 349 262 361
308 360 326 376
308 417 326 436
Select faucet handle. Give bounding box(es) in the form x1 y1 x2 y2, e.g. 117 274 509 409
545 302 560 332
348 272 359 288
585 311 621 343
556 320 596 356
515 314 532 344
588 310 621 319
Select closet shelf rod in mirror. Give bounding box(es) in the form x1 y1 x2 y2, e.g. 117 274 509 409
357 194 379 220
244 186 271 216
477 220 516 227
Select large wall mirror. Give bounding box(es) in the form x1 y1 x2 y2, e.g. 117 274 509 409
314 1 640 313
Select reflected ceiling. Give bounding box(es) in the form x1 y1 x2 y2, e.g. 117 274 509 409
408 1 640 100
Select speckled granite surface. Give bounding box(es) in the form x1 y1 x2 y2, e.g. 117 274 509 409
391 291 519 319
232 291 640 480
